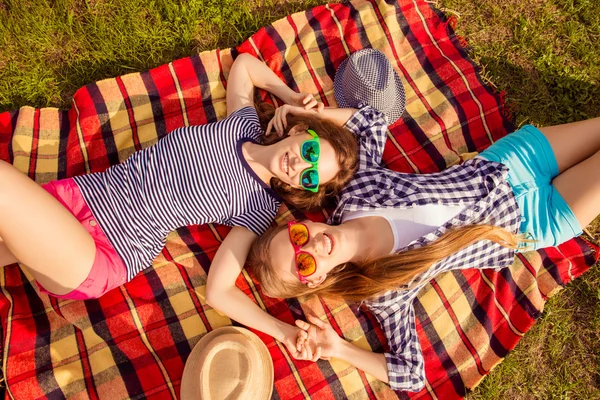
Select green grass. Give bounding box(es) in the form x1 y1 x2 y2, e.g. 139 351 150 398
0 0 333 112
1 0 599 398
440 0 600 398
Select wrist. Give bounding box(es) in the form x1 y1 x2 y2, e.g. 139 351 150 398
332 335 349 359
279 90 298 106
274 320 295 342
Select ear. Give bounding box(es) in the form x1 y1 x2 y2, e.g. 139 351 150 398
288 123 310 136
307 274 326 288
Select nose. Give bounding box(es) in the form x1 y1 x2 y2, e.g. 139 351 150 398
303 233 326 255
290 154 312 174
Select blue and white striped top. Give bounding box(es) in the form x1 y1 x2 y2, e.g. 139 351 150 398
73 107 281 281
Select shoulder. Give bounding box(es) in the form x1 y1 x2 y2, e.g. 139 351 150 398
225 106 263 140
227 106 261 126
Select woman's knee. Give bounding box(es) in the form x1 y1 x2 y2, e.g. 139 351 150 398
0 160 26 201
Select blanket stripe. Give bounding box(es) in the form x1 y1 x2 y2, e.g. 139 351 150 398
0 0 597 399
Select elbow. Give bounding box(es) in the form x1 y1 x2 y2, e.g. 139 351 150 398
205 292 220 310
205 283 222 309
385 355 426 392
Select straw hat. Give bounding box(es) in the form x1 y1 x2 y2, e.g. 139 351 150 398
180 327 274 400
334 48 406 125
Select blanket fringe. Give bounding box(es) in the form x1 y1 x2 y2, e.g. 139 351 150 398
433 2 518 124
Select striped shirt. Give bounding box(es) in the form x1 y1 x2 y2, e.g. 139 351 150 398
74 107 281 280
331 107 521 392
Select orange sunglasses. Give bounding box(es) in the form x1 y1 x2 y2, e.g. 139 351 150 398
287 221 318 284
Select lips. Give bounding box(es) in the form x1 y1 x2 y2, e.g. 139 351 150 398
281 152 290 176
323 233 334 255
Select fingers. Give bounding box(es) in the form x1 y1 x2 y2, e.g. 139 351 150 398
311 346 322 362
296 330 308 352
299 340 313 360
266 118 274 136
306 314 327 329
302 94 325 111
278 106 288 131
295 319 310 330
272 107 287 135
302 94 317 110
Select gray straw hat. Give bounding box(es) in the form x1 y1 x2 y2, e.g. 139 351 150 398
334 48 406 125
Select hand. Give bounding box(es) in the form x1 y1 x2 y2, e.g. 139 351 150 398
266 93 324 136
288 92 325 111
265 102 326 136
279 323 313 360
295 315 341 361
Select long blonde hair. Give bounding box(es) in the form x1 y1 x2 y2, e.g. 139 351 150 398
248 224 520 301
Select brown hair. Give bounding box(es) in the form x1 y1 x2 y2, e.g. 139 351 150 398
255 103 358 212
248 224 520 301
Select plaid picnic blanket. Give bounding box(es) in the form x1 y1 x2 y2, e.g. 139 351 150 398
0 0 598 399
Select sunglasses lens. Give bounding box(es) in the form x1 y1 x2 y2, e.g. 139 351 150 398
301 169 319 189
302 140 320 163
289 224 309 246
296 252 317 277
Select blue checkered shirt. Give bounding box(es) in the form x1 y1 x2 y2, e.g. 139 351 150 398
330 107 522 392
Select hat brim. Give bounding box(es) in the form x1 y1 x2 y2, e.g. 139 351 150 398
384 71 406 125
180 326 274 400
333 54 353 109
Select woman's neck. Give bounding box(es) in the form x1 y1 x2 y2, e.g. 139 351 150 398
342 215 395 263
241 141 274 185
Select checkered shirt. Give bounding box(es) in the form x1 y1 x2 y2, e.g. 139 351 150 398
331 107 522 392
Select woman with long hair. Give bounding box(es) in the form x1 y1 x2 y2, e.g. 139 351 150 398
247 52 600 391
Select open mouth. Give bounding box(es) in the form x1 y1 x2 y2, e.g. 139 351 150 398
323 233 334 255
281 152 290 176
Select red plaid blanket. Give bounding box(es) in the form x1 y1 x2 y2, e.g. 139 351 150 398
0 0 597 399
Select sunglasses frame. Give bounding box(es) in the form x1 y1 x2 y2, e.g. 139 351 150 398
299 129 320 193
287 221 317 284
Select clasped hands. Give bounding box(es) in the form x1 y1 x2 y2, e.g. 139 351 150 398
291 315 342 362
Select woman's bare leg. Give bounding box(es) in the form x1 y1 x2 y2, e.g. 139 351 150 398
0 237 18 267
0 160 96 295
540 117 600 174
553 149 600 228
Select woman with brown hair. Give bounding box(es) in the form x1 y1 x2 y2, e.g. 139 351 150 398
247 50 600 392
0 52 359 308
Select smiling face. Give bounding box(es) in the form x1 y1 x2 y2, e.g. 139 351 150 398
269 220 352 288
269 127 340 191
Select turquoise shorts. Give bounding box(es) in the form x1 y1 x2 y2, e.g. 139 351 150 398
479 125 582 249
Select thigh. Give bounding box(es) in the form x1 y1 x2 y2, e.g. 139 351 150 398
540 117 600 174
0 237 18 267
552 149 600 229
517 184 582 249
479 125 558 186
0 161 96 294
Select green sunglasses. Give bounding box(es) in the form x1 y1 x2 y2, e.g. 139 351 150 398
299 129 321 192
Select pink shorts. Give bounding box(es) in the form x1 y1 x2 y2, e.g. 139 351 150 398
38 178 128 300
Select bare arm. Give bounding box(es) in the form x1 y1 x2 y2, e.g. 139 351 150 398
336 340 389 383
226 53 318 116
266 104 359 135
205 226 302 356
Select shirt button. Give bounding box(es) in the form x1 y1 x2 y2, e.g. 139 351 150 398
89 220 97 227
